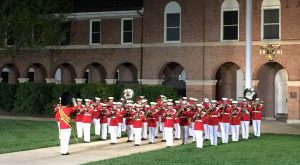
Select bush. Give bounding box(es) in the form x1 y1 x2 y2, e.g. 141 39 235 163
0 83 17 111
3 83 178 115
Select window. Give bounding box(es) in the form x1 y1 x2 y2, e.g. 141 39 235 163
90 20 101 44
221 0 239 41
61 22 71 45
164 2 181 43
262 0 281 40
121 18 133 44
1 68 9 83
28 68 35 82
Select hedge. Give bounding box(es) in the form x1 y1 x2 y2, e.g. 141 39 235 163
0 83 178 115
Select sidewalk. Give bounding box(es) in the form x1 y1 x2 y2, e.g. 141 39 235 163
0 117 299 165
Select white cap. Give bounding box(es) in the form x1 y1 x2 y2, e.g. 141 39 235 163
95 97 101 101
118 102 123 105
150 102 157 106
160 95 166 98
167 102 173 106
182 101 188 105
59 97 61 101
232 101 238 104
127 103 133 107
108 97 114 100
175 100 180 104
204 98 210 103
222 98 228 101
168 99 173 102
196 104 203 107
140 96 145 99
145 105 150 108
77 98 83 102
85 99 91 103
211 100 217 104
141 99 148 103
135 104 142 108
113 102 118 105
255 98 260 101
182 97 187 100
102 103 107 107
162 99 168 103
120 98 125 101
127 100 133 103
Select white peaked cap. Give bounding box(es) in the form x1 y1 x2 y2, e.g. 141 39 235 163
95 97 101 101
232 101 238 104
127 103 133 107
167 102 173 106
127 100 133 103
141 99 148 103
160 95 166 98
85 99 91 102
211 100 217 103
196 104 203 107
77 98 83 102
175 100 180 104
168 99 173 102
222 98 228 101
150 102 157 105
108 97 114 100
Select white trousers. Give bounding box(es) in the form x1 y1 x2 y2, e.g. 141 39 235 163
83 123 91 142
149 127 156 143
142 122 148 139
93 119 101 135
117 123 122 138
220 122 230 143
101 123 108 139
110 126 118 143
253 120 261 137
159 117 163 131
126 125 134 141
180 126 189 144
194 130 204 148
189 122 194 137
57 122 61 139
155 121 159 136
162 124 165 140
174 123 181 139
164 127 173 146
76 122 83 138
122 118 126 132
231 125 240 142
60 128 71 154
133 128 142 145
209 125 218 145
241 121 250 139
204 124 210 140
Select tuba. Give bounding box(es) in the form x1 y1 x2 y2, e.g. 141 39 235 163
122 89 134 100
244 88 257 101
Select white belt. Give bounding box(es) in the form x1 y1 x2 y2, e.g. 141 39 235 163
84 114 91 116
223 113 230 115
211 115 218 117
253 111 261 113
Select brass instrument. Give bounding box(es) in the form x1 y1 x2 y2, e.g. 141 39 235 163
122 89 134 100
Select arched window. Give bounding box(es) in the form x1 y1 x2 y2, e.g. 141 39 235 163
28 67 35 82
221 0 239 41
261 0 281 40
1 68 10 83
164 2 181 43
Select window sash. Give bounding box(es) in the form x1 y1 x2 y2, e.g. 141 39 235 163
122 19 133 44
262 8 280 40
90 21 101 44
165 13 180 42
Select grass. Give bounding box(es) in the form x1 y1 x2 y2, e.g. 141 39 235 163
86 134 300 165
0 119 105 154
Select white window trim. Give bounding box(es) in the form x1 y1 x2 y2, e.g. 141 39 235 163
164 2 181 44
121 18 133 44
261 6 281 41
89 19 102 45
220 8 239 42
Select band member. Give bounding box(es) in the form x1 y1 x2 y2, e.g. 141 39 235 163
54 98 61 139
108 103 119 144
251 98 263 137
202 98 210 140
93 97 101 136
163 102 175 147
59 93 76 155
147 102 158 144
241 99 250 139
173 101 181 140
194 105 204 148
82 99 94 143
124 103 134 142
117 102 125 138
178 101 190 145
74 98 84 138
219 98 231 144
133 104 144 146
230 101 241 142
208 100 220 146
100 104 109 140
141 99 148 140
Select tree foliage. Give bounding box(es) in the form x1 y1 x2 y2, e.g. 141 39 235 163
0 0 72 55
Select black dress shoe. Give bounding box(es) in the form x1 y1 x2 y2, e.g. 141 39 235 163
155 136 158 138
61 153 69 155
161 140 166 142
141 138 146 141
110 142 116 145
149 142 153 144
134 144 140 146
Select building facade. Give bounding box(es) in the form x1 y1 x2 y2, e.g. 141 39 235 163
1 0 300 123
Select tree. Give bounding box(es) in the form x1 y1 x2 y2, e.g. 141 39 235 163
0 0 72 55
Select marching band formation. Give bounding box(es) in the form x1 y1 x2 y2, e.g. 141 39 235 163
54 94 263 155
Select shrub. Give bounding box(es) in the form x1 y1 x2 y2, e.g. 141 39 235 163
0 83 17 111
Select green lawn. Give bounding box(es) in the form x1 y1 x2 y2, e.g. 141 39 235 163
87 134 300 165
0 119 102 154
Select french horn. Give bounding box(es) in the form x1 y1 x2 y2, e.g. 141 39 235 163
122 88 134 100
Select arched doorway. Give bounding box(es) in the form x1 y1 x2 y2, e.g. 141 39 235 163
84 63 106 84
27 63 47 83
256 62 288 119
215 62 244 100
159 62 186 96
54 63 76 84
115 63 138 84
0 64 19 84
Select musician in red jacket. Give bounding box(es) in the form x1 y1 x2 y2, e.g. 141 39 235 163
147 102 158 144
173 101 181 140
93 97 101 136
251 98 263 137
133 104 144 146
54 100 61 139
219 98 232 144
82 99 94 143
208 100 220 146
193 105 204 148
163 102 175 147
100 104 109 140
58 93 77 155
116 102 125 138
230 101 241 142
179 101 191 145
124 103 134 142
241 99 250 139
74 98 84 138
109 103 119 144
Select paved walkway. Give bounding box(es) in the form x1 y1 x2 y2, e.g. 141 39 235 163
0 116 299 165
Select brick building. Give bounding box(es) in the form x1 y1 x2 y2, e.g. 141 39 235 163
0 0 300 123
